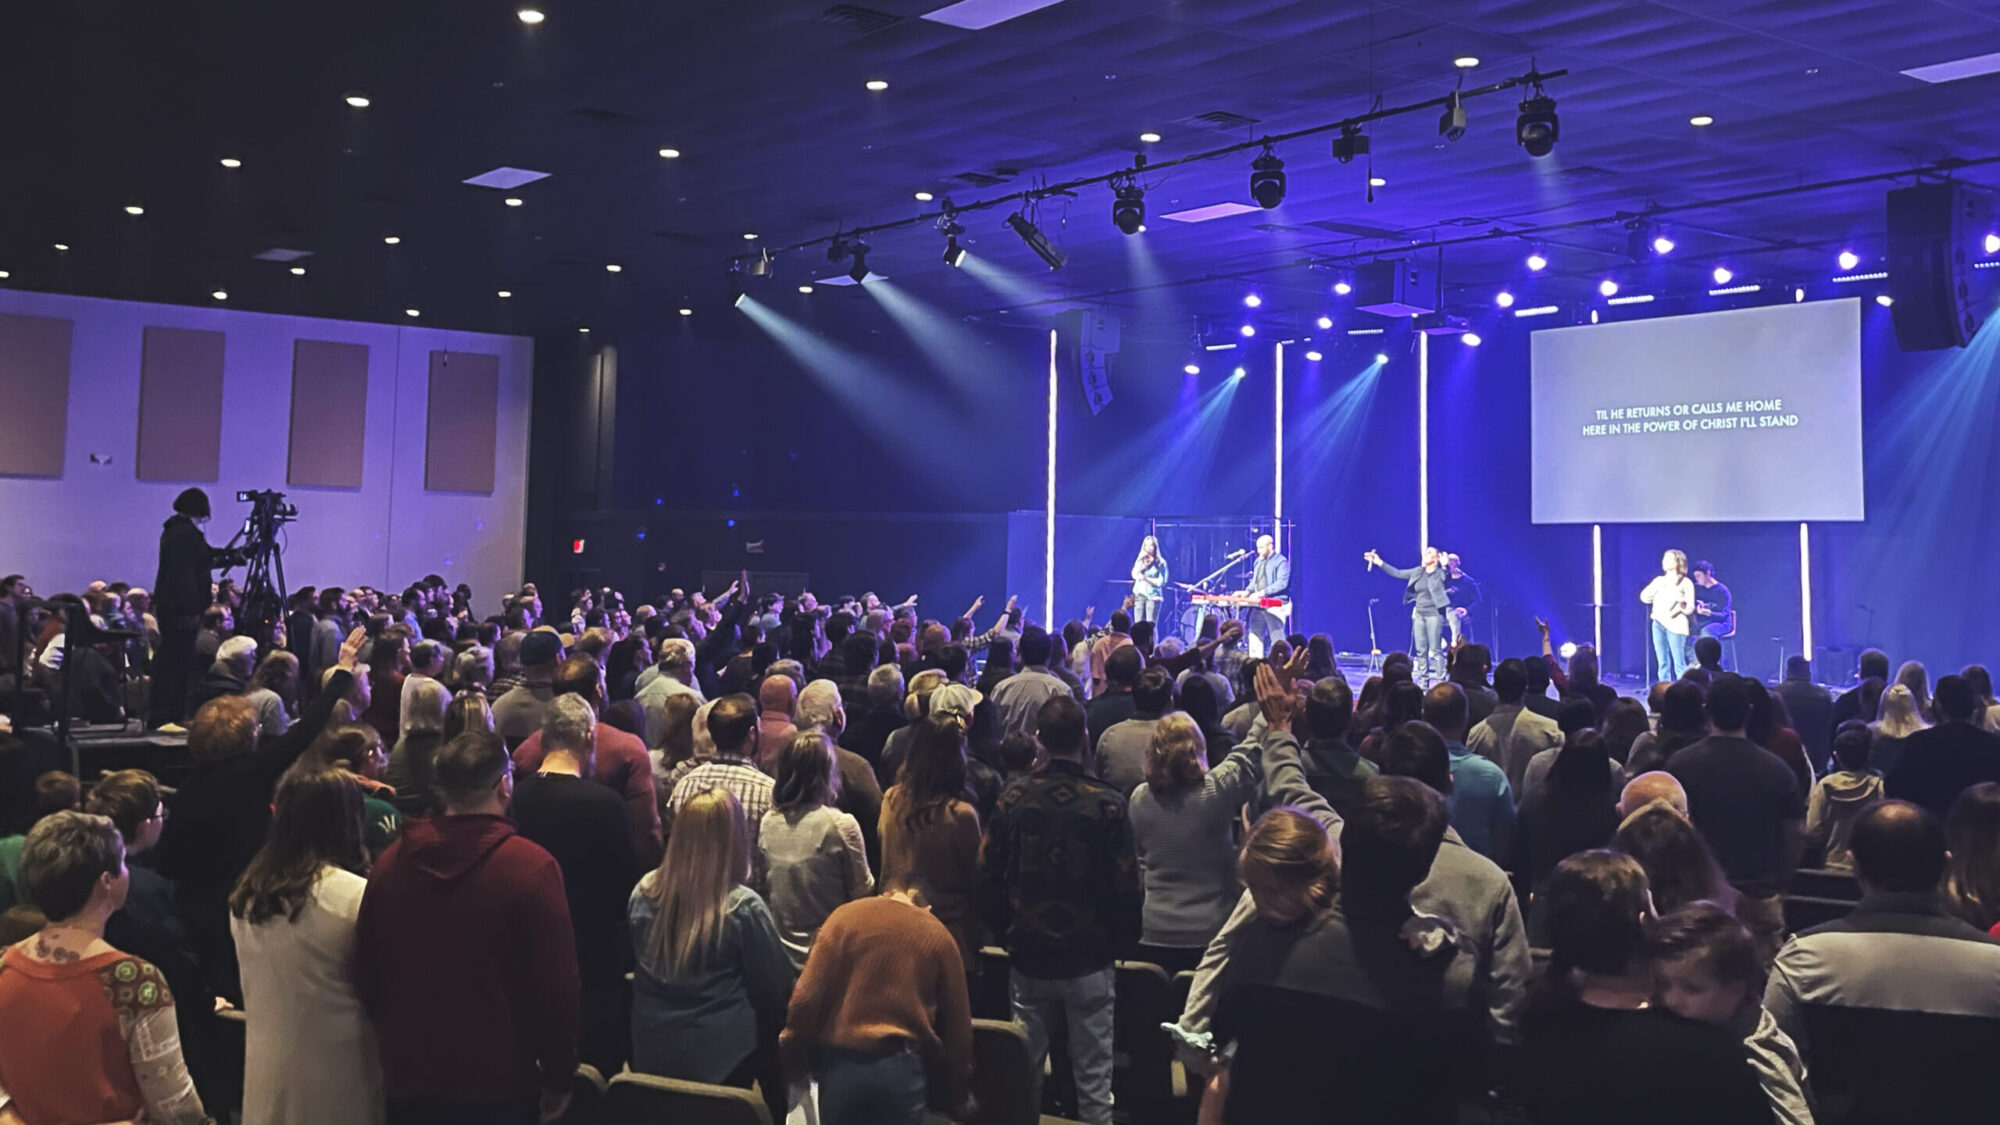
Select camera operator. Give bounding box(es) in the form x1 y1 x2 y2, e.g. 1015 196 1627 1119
148 488 234 728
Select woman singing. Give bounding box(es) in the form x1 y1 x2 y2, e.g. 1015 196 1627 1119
1131 535 1167 624
1640 549 1696 682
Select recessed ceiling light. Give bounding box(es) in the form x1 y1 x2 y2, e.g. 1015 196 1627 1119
290 266 306 276
1598 278 1620 297
1139 131 1162 143
1689 114 1715 127
1837 249 1860 271
679 307 694 316
606 264 623 273
1369 176 1387 187
212 290 228 300
1333 280 1352 295
53 243 69 251
497 290 512 298
914 191 934 202
0 271 9 280
579 326 590 333
1875 293 1894 307
405 308 420 317
345 93 371 108
504 197 523 207
517 7 545 24
1304 350 1323 361
1453 55 1480 68
864 79 889 92
1316 316 1333 329
219 157 242 169
798 285 814 294
658 148 681 159
124 205 144 216
742 233 758 240
383 236 401 245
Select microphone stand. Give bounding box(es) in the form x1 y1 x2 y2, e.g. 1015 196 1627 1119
1365 599 1383 674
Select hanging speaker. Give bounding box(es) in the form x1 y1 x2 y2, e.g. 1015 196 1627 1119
1886 182 1986 350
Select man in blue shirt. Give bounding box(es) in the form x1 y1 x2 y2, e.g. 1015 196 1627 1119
1365 546 1452 686
1424 683 1514 861
1239 534 1291 658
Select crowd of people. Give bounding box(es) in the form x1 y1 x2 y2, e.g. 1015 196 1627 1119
3 557 2000 1125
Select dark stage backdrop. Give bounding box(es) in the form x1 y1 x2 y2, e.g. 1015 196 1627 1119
528 294 1998 682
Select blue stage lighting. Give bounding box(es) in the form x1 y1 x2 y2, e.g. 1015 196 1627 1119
1239 324 1256 338
1243 293 1262 308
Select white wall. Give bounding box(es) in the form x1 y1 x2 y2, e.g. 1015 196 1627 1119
0 290 533 610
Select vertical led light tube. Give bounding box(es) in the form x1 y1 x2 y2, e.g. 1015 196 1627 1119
1045 329 1058 628
1799 523 1813 661
1273 342 1284 522
1418 333 1430 549
1592 524 1604 657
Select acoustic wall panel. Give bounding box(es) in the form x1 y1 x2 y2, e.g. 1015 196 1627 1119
287 339 370 488
424 349 498 493
0 313 73 477
136 325 225 481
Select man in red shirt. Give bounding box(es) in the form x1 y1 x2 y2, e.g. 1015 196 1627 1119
511 655 664 867
357 731 579 1125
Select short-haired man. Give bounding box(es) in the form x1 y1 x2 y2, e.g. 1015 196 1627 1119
492 630 564 746
511 696 640 1074
635 637 701 747
1096 667 1174 797
1239 534 1292 658
1765 800 2000 1120
990 627 1073 739
1666 674 1805 959
977 695 1139 1125
1467 658 1563 794
1775 655 1834 771
1298 677 1376 816
1831 648 1891 729
838 663 906 769
188 634 258 717
1447 643 1498 729
1087 611 1134 697
1617 771 1689 818
1425 683 1513 861
1086 645 1143 752
511 656 662 867
1688 560 1733 648
1885 673 2000 821
357 732 579 1125
1521 656 1562 721
668 694 774 827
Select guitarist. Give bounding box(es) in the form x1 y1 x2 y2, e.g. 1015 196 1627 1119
1237 534 1291 658
1691 560 1734 643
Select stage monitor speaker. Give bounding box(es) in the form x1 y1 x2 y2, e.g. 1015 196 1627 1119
1886 181 1988 351
1353 258 1434 317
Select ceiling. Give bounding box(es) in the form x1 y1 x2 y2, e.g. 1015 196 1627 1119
7 0 2000 343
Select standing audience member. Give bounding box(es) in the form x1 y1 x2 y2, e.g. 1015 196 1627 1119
510 695 641 1074
0 811 207 1124
1468 658 1563 793
1293 677 1375 816
492 630 563 745
880 714 984 960
779 878 974 1125
754 674 799 772
1868 682 1927 777
1509 730 1621 905
356 731 579 1125
1885 673 2000 821
1096 666 1174 797
1611 801 1737 918
629 788 793 1123
385 676 450 818
760 730 873 969
1665 675 1804 959
1775 656 1834 769
1745 680 1816 799
841 663 906 768
155 628 363 1004
1516 851 1769 1125
188 634 259 717
1943 783 2000 934
990 626 1073 739
668 694 774 828
297 725 404 857
977 696 1140 1125
247 649 301 736
1765 800 2000 1121
360 631 409 745
1426 683 1513 861
230 768 383 1125
796 680 886 874
1894 659 1934 722
1128 712 1261 973
1805 721 1885 871
1086 646 1144 752
1626 680 1708 775
513 656 663 867
1831 649 1891 728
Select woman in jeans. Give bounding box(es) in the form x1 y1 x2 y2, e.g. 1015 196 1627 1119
1639 549 1695 682
780 877 974 1125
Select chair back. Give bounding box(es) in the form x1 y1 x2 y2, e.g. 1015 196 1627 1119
557 1064 607 1125
603 1072 771 1125
1112 960 1174 1118
969 1018 1041 1125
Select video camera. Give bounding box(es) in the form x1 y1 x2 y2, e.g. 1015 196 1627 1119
221 489 298 645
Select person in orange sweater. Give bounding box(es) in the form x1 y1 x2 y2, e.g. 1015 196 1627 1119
780 879 974 1125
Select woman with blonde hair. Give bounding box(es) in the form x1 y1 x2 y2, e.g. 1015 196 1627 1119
1943 783 2000 935
629 787 793 1121
1639 549 1695 682
441 689 494 740
1894 660 1934 722
1870 682 1929 777
1128 712 1261 972
1131 535 1168 625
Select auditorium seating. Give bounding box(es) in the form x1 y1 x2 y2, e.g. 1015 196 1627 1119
559 1064 607 1125
969 1018 1085 1125
603 1071 771 1125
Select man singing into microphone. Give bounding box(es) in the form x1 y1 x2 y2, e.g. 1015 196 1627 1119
1238 534 1290 657
1364 545 1451 687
